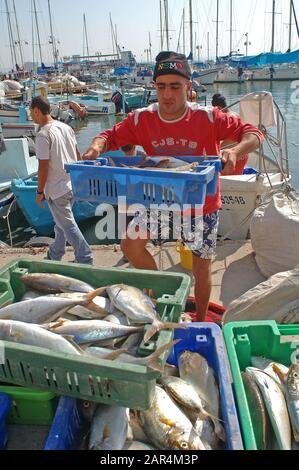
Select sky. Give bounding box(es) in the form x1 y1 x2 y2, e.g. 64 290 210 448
0 0 299 71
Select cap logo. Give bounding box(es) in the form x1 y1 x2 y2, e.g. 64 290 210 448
157 62 184 71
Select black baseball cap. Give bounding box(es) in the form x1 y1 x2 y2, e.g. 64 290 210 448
153 51 192 81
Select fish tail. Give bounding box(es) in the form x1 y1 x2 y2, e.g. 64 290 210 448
144 320 187 343
85 287 109 302
145 339 181 372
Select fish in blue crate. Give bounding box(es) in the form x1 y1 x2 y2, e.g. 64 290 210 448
77 349 225 451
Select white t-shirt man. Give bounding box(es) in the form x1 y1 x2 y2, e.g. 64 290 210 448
35 120 78 200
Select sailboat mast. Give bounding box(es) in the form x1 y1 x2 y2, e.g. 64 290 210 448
48 0 56 67
83 14 90 60
189 0 193 60
177 10 184 53
33 0 43 65
216 0 219 61
271 0 276 53
5 0 17 70
164 0 170 50
12 0 24 68
291 0 299 39
149 32 152 63
159 0 164 50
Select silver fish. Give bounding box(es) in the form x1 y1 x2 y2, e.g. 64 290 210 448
79 401 99 423
194 417 222 450
128 411 152 444
89 405 129 450
123 441 156 451
21 273 95 294
118 332 144 355
139 386 206 451
0 289 105 325
178 351 224 441
286 364 299 443
104 311 129 326
251 356 289 387
86 340 179 373
246 367 292 450
0 320 81 355
21 290 41 301
242 371 271 450
106 284 185 343
160 376 211 419
47 319 144 346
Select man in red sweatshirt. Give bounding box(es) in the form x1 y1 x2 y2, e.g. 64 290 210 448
83 51 263 322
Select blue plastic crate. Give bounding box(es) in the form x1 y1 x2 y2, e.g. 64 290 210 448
44 397 84 451
167 323 244 450
0 393 11 450
65 156 221 208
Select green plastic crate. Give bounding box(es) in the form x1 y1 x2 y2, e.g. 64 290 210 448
223 321 299 450
0 259 190 410
0 385 57 425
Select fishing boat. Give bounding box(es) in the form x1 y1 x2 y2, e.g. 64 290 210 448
218 91 290 240
1 122 37 139
11 178 98 235
0 137 38 219
49 94 115 116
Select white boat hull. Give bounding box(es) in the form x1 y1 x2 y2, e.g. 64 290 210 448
194 69 219 85
219 173 286 240
1 123 36 139
215 68 245 83
246 66 299 81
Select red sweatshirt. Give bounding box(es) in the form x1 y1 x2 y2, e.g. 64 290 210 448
98 103 263 215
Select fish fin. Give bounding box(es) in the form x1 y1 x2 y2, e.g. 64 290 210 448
144 321 187 344
102 348 128 361
213 421 226 443
145 339 181 372
86 287 109 301
48 319 69 330
159 418 176 428
103 424 110 440
62 336 85 354
272 363 289 384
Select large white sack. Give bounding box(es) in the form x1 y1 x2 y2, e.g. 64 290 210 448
250 187 299 278
223 265 299 325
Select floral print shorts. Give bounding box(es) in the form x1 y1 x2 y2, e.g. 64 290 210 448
128 210 219 260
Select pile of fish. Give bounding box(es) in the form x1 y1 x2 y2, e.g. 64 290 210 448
242 356 299 450
0 273 186 367
79 350 226 451
112 156 200 173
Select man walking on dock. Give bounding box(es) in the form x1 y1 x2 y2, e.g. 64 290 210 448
83 51 262 321
30 96 93 265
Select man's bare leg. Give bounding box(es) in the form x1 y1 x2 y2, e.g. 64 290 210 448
192 255 212 323
121 235 158 271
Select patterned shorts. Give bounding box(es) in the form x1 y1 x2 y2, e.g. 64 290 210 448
128 210 219 260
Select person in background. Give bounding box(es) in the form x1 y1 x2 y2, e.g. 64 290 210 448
30 96 93 265
212 93 249 175
83 51 263 322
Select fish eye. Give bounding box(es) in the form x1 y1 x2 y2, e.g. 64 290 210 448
293 372 299 379
82 401 91 408
180 441 189 450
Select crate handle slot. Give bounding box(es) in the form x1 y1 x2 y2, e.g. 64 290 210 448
88 376 96 396
196 335 207 343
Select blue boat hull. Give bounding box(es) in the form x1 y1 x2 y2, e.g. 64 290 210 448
11 178 97 236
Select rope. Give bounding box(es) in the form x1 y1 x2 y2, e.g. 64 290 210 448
219 183 295 241
2 196 16 248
